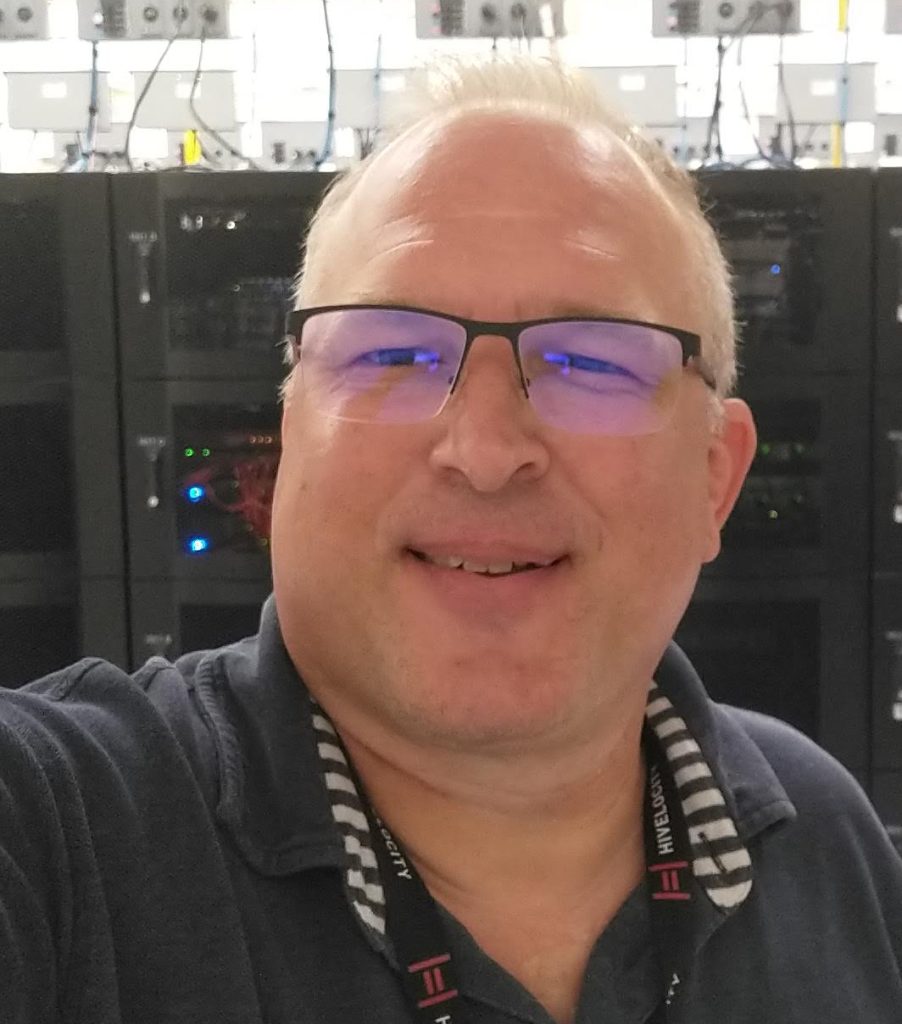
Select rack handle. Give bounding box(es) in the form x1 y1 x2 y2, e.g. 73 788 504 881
143 632 173 658
129 231 158 306
890 431 902 526
889 632 902 724
137 435 167 510
891 227 902 324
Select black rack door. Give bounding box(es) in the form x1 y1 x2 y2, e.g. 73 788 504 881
875 379 902 574
876 169 902 376
696 167 873 376
0 169 129 683
122 378 280 581
0 174 117 382
709 373 870 579
129 578 271 667
678 574 869 774
111 171 335 381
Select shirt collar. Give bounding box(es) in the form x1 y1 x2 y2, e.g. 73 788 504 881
192 595 796 881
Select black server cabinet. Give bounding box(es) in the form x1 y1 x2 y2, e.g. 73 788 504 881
696 168 872 376
0 176 128 683
872 171 902 844
875 168 902 376
114 173 333 666
872 576 902 774
122 379 280 580
683 169 873 777
111 171 335 381
0 174 119 382
871 575 902 857
874 378 902 573
713 373 870 580
675 575 870 771
130 578 272 665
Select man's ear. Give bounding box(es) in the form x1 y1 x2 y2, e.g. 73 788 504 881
702 398 757 563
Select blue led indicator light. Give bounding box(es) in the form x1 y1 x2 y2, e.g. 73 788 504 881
770 264 782 276
187 485 205 503
187 537 210 554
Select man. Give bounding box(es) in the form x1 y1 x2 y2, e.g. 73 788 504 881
1 57 900 1024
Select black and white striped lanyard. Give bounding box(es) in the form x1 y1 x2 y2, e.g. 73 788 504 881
360 724 695 1024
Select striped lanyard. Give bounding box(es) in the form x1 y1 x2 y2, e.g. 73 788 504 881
360 724 694 1024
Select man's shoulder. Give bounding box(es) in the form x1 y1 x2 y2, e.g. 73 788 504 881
0 649 231 810
716 703 865 809
713 702 895 865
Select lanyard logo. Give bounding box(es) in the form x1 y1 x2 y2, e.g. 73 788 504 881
649 859 691 900
408 953 459 1011
647 758 692 901
649 761 675 857
378 822 413 880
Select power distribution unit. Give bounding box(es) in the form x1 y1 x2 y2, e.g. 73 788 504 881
652 0 800 36
76 0 128 39
0 0 49 39
414 0 565 39
76 0 228 39
127 0 230 39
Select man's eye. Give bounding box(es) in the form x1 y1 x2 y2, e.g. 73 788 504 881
543 351 637 380
353 348 440 368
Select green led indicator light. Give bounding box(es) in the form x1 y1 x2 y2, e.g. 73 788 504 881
184 447 195 457
202 448 211 457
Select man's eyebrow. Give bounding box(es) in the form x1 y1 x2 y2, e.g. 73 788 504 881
538 304 628 320
341 294 634 321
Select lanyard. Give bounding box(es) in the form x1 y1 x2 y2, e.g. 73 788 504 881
361 725 695 1024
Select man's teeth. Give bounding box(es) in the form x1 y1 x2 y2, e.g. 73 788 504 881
419 553 556 575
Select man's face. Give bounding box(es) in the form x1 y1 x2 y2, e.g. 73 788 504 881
271 113 755 753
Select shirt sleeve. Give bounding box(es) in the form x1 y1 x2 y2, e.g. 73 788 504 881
0 670 121 1024
0 657 257 1024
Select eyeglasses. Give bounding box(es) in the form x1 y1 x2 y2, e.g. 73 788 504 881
284 304 716 437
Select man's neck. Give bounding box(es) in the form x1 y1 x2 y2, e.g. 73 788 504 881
335 708 648 1024
340 718 647 907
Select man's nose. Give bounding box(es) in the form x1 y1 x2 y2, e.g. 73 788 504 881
428 336 551 493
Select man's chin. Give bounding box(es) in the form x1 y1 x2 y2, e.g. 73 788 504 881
384 674 580 754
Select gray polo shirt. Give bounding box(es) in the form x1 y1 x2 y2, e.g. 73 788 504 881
1 595 900 1023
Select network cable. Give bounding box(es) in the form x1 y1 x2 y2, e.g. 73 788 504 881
314 0 336 169
188 28 262 169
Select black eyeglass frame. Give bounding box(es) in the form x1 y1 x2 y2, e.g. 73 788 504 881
284 303 718 397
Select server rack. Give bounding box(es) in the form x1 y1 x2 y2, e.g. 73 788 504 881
870 169 902 852
0 176 128 685
129 578 272 665
677 169 874 775
111 172 334 667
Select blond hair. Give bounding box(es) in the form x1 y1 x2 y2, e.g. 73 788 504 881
286 56 738 406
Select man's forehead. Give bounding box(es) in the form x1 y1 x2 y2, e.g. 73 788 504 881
307 109 694 325
329 111 678 255
370 112 642 209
